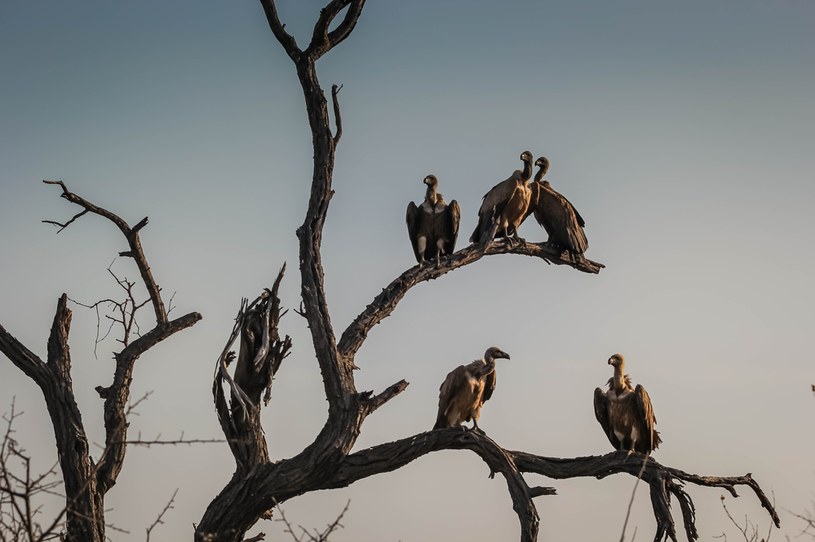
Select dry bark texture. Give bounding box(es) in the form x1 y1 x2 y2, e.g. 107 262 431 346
0 182 201 542
196 2 778 542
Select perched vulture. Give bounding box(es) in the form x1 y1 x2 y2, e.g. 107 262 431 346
470 151 534 246
406 175 461 265
433 346 510 431
594 354 661 455
526 157 589 254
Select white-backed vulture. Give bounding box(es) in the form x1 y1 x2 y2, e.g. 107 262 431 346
469 151 534 246
526 156 588 254
406 175 461 265
433 346 510 430
594 353 661 455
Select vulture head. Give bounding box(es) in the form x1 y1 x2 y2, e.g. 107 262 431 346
519 150 533 164
423 175 438 188
608 353 625 368
484 346 511 362
535 156 550 175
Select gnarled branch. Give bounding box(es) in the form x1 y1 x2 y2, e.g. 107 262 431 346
1 183 200 541
42 179 168 326
338 240 604 359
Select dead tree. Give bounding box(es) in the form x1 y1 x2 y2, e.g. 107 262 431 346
196 1 779 541
0 181 201 542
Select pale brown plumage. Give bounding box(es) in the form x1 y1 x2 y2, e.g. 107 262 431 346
433 347 510 430
594 354 661 455
470 151 534 245
526 157 588 254
406 175 461 265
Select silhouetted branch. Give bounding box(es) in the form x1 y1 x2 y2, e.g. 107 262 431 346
275 500 350 542
1 183 201 541
338 240 604 359
145 489 178 542
124 433 224 448
331 84 343 145
42 179 168 326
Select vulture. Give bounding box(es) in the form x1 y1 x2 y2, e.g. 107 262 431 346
406 175 461 265
526 157 589 254
469 151 535 246
594 354 661 455
433 346 510 431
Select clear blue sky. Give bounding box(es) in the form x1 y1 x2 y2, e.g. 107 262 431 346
1 1 813 540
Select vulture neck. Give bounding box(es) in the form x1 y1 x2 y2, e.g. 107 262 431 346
611 363 627 391
425 184 438 206
482 355 498 374
521 159 533 183
534 166 546 183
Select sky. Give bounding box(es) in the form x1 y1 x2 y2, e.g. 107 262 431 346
1 0 814 540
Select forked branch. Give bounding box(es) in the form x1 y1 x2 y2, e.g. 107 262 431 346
42 179 168 326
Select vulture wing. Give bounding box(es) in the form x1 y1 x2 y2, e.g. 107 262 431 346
471 172 524 243
634 384 661 452
406 201 422 263
433 365 469 429
593 387 620 450
444 199 461 255
534 184 588 254
564 194 586 228
481 367 497 403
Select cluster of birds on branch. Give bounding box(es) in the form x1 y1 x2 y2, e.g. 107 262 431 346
435 349 661 456
412 152 657 455
406 150 588 266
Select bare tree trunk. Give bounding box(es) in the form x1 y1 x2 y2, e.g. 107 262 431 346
0 183 201 542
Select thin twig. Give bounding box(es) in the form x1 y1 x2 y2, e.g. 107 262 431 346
145 488 178 542
620 452 650 542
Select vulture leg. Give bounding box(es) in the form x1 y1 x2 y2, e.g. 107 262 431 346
416 236 427 266
435 238 445 267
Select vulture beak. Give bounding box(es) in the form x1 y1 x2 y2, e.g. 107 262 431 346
499 351 511 360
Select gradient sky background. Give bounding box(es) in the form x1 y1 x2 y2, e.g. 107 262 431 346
1 1 814 540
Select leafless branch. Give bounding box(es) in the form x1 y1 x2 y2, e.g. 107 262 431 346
275 500 350 542
145 489 178 542
720 494 775 542
124 433 224 448
785 504 815 540
338 239 604 360
42 179 168 325
0 401 66 542
331 84 343 145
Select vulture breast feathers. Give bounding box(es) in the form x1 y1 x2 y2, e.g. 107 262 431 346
470 151 534 245
406 175 460 265
433 347 509 430
593 354 661 455
527 157 588 254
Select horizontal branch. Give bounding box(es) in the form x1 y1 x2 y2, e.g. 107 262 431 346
338 240 604 359
325 429 776 542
